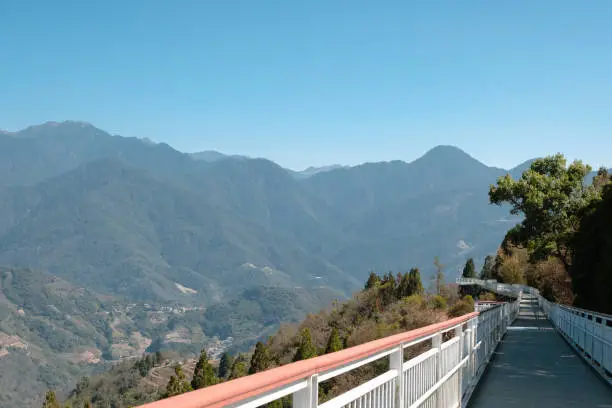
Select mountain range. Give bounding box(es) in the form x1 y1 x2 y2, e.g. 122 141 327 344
0 121 526 300
0 120 560 406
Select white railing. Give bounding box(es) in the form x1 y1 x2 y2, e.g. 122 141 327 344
138 301 519 408
456 277 539 297
539 298 612 385
458 276 612 386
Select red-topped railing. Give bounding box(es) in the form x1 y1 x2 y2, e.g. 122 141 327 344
137 299 519 408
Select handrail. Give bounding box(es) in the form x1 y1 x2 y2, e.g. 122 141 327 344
459 277 612 386
539 296 612 385
138 312 479 408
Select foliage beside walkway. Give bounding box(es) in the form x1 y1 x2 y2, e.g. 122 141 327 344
488 154 612 309
59 268 473 407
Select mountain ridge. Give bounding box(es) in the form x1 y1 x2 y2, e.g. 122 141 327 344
0 120 545 176
0 120 571 407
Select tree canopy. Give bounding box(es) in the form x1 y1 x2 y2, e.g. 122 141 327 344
42 391 60 408
293 328 317 362
191 351 217 390
407 268 424 296
218 352 233 379
570 183 612 313
325 327 343 354
249 342 271 374
229 357 248 380
480 255 495 279
164 365 192 398
462 258 476 278
489 154 597 269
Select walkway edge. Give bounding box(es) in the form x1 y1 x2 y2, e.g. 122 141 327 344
554 324 612 388
461 321 515 407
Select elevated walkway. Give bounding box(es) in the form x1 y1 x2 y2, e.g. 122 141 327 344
469 295 612 407
138 282 612 408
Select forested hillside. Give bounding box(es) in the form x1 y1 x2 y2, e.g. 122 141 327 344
0 120 565 407
485 155 612 312
63 268 477 408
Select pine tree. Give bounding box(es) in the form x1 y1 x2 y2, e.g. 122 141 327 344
191 350 218 390
462 258 476 278
229 357 248 379
382 271 397 290
407 267 424 296
249 342 271 374
434 257 445 295
218 352 233 379
397 271 411 298
480 255 495 279
325 327 343 354
364 272 381 289
293 328 317 362
164 364 192 398
42 390 60 408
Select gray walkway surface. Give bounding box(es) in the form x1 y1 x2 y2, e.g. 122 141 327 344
468 295 612 408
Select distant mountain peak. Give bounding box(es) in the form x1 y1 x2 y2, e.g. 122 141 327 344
412 145 489 169
421 145 473 159
298 164 346 177
189 150 250 162
48 120 93 127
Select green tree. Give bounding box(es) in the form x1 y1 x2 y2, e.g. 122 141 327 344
83 403 92 408
364 272 381 289
480 255 495 280
407 267 424 296
229 357 248 380
325 327 343 354
448 295 475 317
433 257 444 295
164 364 192 398
191 350 218 390
218 352 233 379
154 350 163 365
462 258 476 278
381 272 397 290
571 183 612 313
489 154 597 269
430 295 447 309
293 328 317 362
397 272 411 298
249 341 271 374
42 390 60 408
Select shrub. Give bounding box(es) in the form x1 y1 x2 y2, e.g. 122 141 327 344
448 296 475 318
430 295 447 310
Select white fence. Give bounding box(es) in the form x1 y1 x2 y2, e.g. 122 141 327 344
139 301 519 408
458 276 612 387
456 277 537 297
540 298 612 386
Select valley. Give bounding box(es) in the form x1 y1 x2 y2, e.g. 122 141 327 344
0 121 529 407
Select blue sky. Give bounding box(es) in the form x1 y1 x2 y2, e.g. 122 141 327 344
1 1 611 170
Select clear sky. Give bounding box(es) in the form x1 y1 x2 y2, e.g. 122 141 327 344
1 1 611 170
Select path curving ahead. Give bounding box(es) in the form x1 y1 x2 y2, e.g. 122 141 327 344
468 295 612 407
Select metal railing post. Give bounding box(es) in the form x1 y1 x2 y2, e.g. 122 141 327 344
293 374 318 408
390 343 404 408
455 325 463 405
433 332 443 407
470 318 478 381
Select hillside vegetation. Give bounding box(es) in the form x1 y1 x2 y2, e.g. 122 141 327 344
63 268 476 407
3 121 606 407
0 122 520 306
0 266 342 408
486 155 612 311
